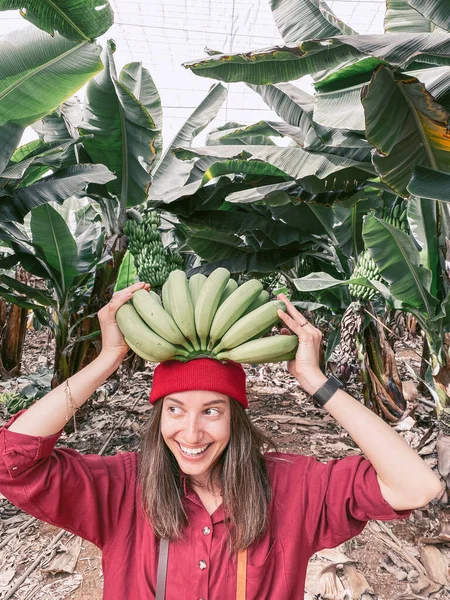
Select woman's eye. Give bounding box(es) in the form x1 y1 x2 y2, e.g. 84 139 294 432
204 408 220 416
168 406 182 414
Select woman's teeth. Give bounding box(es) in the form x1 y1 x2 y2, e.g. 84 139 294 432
179 443 210 456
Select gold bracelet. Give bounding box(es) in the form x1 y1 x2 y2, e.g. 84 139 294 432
64 379 80 433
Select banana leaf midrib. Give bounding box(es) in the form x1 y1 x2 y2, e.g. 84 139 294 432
398 79 439 171
0 41 89 102
41 0 91 41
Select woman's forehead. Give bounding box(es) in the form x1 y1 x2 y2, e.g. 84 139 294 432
164 390 230 404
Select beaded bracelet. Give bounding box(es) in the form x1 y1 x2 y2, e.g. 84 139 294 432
64 379 80 433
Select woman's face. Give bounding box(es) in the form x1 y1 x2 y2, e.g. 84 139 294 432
160 390 231 485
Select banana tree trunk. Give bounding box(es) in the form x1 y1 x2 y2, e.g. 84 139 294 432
0 302 28 377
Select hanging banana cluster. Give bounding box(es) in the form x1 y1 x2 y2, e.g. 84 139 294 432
349 249 382 301
378 203 408 232
115 267 298 364
124 211 183 289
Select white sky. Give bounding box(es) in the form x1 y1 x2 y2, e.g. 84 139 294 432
0 1 386 147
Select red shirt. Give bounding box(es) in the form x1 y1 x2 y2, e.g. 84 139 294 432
0 409 411 599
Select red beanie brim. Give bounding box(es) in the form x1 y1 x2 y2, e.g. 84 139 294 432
149 358 248 408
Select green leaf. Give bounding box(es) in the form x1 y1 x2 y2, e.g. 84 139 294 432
269 0 355 44
408 0 450 31
114 250 137 292
33 98 82 143
407 195 438 296
174 144 375 191
30 204 79 293
362 66 450 196
3 164 116 222
80 43 162 208
0 0 114 41
150 83 227 199
0 274 55 305
0 27 103 127
407 164 450 200
362 212 437 313
293 271 376 291
385 0 432 32
0 287 49 310
0 123 24 173
184 33 450 85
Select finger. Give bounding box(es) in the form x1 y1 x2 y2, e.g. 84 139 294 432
280 327 291 336
277 309 311 336
277 294 309 325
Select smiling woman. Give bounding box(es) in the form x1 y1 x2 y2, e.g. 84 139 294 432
0 282 442 600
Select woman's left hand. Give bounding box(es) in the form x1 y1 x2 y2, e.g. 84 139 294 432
277 294 327 395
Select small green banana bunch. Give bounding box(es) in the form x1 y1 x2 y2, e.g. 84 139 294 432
115 268 298 364
124 211 183 289
378 202 408 232
349 249 382 302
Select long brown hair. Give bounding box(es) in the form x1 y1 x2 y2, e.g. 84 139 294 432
138 397 277 554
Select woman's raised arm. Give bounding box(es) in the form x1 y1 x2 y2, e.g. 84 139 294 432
8 282 149 437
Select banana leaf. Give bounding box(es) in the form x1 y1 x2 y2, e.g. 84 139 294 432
206 121 282 145
269 0 355 44
0 273 55 306
408 0 450 31
293 271 377 292
1 164 116 222
174 145 375 192
150 83 227 199
0 0 114 41
0 287 49 311
30 204 79 295
114 250 137 292
385 0 432 32
407 195 439 296
0 27 103 127
0 123 24 173
363 66 450 196
407 164 450 200
362 212 437 313
184 32 450 85
80 42 161 208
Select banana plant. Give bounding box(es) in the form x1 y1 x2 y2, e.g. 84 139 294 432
0 203 106 385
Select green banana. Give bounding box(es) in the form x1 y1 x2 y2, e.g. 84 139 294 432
124 337 160 362
189 273 207 306
162 281 172 316
213 300 286 354
116 303 188 361
132 288 191 350
167 270 200 350
194 268 230 350
218 279 238 306
209 279 263 349
242 289 270 315
216 334 298 364
149 290 162 306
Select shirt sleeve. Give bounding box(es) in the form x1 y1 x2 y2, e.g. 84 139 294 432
304 454 412 553
0 409 134 550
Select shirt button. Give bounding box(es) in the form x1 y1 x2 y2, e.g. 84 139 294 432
12 467 17 470
199 560 207 570
203 526 211 535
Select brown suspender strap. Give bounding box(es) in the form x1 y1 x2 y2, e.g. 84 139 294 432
155 538 169 600
154 540 247 600
236 548 247 600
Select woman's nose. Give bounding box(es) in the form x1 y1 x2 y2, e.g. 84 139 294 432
184 416 203 443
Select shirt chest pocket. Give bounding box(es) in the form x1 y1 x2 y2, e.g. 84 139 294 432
245 540 287 599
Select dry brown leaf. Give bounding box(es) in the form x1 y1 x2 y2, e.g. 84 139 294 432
317 564 346 599
41 536 82 575
343 563 376 598
419 545 450 586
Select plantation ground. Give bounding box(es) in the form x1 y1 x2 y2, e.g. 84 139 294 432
0 329 448 599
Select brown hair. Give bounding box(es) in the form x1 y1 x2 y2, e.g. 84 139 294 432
138 397 277 554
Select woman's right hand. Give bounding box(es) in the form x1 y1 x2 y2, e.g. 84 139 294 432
98 282 150 363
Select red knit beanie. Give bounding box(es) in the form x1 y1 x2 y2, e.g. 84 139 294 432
149 358 248 408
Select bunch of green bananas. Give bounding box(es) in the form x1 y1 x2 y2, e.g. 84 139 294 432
378 203 408 232
349 249 382 301
116 268 298 364
124 211 184 289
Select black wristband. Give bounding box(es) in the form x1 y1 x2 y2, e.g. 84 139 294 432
312 374 342 407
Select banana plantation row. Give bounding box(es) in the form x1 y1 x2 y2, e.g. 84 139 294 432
0 0 450 503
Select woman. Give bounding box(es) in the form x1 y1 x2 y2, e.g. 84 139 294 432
0 281 442 600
